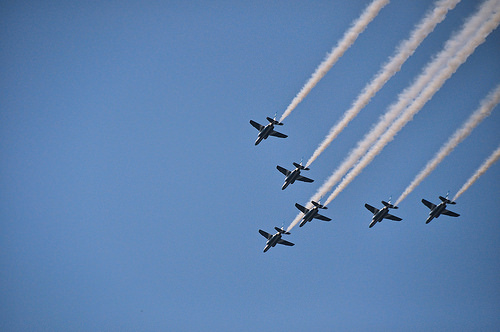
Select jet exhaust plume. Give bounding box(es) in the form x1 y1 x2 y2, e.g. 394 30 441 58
279 0 389 123
396 84 500 205
287 0 500 231
305 0 461 168
306 0 494 205
324 8 500 206
287 213 304 233
453 145 500 200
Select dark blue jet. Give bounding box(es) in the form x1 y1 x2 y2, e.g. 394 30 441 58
422 195 460 224
258 227 294 253
276 162 314 190
295 201 331 227
250 116 287 145
365 200 402 228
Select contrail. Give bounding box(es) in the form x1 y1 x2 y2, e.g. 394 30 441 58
305 0 461 168
396 84 500 205
287 0 500 232
279 0 389 123
324 7 500 207
311 0 496 203
453 145 500 200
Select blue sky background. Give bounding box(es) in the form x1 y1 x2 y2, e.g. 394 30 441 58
1 0 499 330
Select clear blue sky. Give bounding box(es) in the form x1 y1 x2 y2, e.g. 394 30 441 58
1 1 499 331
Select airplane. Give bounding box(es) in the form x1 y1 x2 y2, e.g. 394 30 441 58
258 226 294 253
421 194 460 224
295 201 332 227
365 199 402 228
249 116 288 145
276 161 314 190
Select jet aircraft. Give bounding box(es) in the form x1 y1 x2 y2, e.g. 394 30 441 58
365 200 402 228
276 161 314 190
258 226 294 253
295 201 331 227
249 116 288 145
421 194 460 224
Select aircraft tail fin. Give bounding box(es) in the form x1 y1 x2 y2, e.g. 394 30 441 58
439 195 455 204
266 116 283 126
275 226 290 235
311 201 327 209
382 200 398 209
293 162 310 170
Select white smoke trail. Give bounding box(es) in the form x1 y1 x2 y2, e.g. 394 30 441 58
453 145 500 200
287 0 500 232
396 84 500 205
305 0 461 168
324 8 500 206
307 0 497 206
279 0 389 123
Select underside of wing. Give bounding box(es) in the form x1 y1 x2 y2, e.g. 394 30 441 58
276 165 291 176
422 199 436 210
296 175 314 183
269 130 288 138
250 120 264 131
442 209 460 217
385 214 402 221
315 214 331 222
259 229 271 239
277 239 295 246
295 203 308 214
365 204 378 214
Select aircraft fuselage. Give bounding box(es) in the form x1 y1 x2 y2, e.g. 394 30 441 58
263 233 281 252
300 207 319 227
369 207 390 228
255 124 274 145
282 168 301 190
426 203 446 223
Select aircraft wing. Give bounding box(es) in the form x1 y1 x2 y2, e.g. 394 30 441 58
365 204 378 214
258 229 272 239
421 199 436 210
296 175 314 183
385 214 402 221
276 165 291 176
315 214 332 222
250 120 264 131
442 209 460 217
295 203 308 214
277 239 295 246
269 130 288 138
